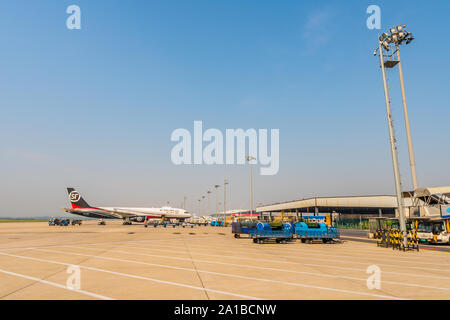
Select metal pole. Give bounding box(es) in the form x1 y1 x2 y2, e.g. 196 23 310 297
250 161 253 218
214 185 219 217
207 191 211 216
224 179 228 221
183 196 187 210
378 43 408 246
396 44 418 191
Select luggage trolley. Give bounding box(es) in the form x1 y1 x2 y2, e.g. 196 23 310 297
295 222 340 243
250 222 294 243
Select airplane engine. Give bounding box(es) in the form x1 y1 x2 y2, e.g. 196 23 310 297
130 216 145 223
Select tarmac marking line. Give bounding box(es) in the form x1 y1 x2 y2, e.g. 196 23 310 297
133 240 450 273
166 236 450 265
65 244 450 293
0 268 114 300
23 240 447 282
116 242 450 280
0 251 261 300
33 247 406 300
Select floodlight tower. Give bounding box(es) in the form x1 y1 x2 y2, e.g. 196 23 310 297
214 185 220 216
206 190 211 216
379 25 418 191
201 195 205 215
246 155 256 218
374 25 415 247
223 179 229 221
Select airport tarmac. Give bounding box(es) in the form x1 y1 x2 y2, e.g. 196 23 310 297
0 220 450 300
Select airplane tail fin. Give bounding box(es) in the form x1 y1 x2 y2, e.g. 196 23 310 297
67 188 91 209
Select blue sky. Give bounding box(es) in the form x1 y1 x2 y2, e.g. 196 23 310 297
0 0 449 216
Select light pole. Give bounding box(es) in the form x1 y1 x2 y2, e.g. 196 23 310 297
246 155 256 218
206 190 211 216
214 185 220 217
378 25 418 191
201 195 205 216
198 199 201 216
375 25 414 247
396 43 418 191
224 179 228 220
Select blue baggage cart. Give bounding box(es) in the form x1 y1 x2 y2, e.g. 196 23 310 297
232 221 257 238
294 222 340 243
250 223 294 243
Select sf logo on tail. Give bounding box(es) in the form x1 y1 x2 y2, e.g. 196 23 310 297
69 191 81 203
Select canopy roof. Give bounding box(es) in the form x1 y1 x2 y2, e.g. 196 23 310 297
414 186 450 197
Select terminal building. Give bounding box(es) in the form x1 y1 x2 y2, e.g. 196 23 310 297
211 186 450 220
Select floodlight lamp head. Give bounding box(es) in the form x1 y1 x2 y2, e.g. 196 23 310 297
373 49 378 56
391 34 398 43
405 36 414 45
379 32 388 42
396 24 405 31
390 27 396 34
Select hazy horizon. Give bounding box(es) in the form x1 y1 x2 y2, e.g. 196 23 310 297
1 1 449 217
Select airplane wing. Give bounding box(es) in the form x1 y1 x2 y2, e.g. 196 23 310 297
100 208 161 219
63 208 123 219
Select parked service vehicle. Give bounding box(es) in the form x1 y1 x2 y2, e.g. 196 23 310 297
181 222 195 228
250 222 294 243
163 222 177 228
416 218 450 244
55 219 70 226
232 220 257 238
71 219 82 226
294 222 339 243
98 219 106 225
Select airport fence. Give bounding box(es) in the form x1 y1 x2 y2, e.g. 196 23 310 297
336 218 369 230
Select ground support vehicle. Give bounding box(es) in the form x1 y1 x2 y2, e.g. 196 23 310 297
71 219 82 226
250 223 294 243
294 222 340 243
231 221 257 238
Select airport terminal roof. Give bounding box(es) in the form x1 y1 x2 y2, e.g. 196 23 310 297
255 195 408 214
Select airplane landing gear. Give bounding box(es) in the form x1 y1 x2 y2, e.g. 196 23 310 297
123 218 132 225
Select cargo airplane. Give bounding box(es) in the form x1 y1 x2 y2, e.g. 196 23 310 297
63 188 191 224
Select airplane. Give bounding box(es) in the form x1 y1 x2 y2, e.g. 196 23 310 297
63 187 191 225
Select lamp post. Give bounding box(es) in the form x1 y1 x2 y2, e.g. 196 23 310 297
224 179 228 221
374 25 415 247
378 25 418 191
246 155 256 218
214 185 220 217
396 43 418 191
206 190 211 216
201 195 205 216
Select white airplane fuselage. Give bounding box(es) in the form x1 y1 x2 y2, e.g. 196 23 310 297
63 188 190 222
